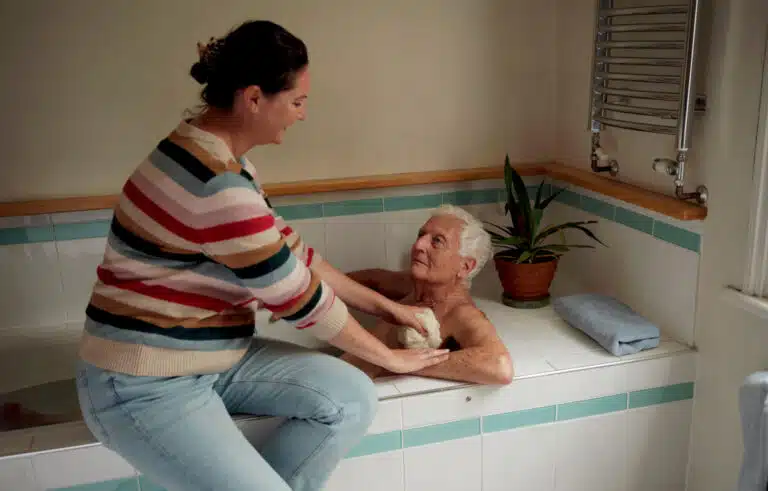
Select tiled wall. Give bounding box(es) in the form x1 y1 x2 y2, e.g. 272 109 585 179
0 350 697 491
0 177 702 396
543 182 702 345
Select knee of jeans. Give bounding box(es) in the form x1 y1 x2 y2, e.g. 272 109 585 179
338 370 378 430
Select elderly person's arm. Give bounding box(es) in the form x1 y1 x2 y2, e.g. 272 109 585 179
411 306 513 385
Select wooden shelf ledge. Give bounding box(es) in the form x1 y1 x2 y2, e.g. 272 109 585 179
0 161 706 221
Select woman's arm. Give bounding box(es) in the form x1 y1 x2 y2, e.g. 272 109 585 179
311 259 426 335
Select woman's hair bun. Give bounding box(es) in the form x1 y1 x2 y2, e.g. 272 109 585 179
190 60 211 85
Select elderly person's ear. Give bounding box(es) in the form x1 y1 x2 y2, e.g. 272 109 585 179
459 257 477 279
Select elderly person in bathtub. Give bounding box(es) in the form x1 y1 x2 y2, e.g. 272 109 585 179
341 205 513 386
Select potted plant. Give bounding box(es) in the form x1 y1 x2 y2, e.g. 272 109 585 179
484 155 606 308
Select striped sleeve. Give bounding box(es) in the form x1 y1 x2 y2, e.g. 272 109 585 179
198 173 348 340
272 213 317 267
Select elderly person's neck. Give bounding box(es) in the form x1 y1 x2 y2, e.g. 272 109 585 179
411 276 471 310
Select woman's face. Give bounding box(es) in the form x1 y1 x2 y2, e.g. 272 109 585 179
243 67 310 145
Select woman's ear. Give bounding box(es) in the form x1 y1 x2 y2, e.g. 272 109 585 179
241 85 264 114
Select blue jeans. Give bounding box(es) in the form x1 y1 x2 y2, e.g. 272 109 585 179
75 338 378 491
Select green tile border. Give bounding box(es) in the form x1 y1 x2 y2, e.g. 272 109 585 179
615 206 653 234
0 183 701 252
629 382 695 408
383 194 442 212
403 418 481 448
652 221 701 252
557 393 628 421
483 405 556 433
273 204 324 221
347 430 402 457
51 477 139 491
0 225 55 245
54 221 112 241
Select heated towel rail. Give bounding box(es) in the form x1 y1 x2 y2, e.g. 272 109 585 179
587 0 708 204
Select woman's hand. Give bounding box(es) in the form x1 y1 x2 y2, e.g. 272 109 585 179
382 348 451 374
382 302 429 336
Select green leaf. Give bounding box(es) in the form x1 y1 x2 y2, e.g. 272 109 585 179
506 156 533 240
534 221 603 245
533 180 545 208
537 185 568 210
494 236 527 246
503 155 521 225
517 250 533 263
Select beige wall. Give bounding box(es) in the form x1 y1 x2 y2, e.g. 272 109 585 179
685 1 768 489
0 0 555 202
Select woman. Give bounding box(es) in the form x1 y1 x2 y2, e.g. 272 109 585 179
75 20 449 491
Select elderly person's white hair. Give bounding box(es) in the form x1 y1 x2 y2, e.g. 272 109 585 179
430 204 492 282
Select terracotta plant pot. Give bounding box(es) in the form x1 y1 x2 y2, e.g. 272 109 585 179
493 255 558 308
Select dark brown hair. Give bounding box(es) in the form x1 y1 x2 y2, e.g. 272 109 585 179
190 20 308 109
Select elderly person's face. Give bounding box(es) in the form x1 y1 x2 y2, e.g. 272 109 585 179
410 215 476 284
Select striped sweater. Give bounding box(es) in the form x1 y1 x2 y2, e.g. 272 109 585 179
78 120 349 376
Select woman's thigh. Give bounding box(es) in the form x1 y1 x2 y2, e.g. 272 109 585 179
214 338 378 424
76 361 290 491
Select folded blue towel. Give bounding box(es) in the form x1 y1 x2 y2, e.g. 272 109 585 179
737 371 768 491
552 294 660 356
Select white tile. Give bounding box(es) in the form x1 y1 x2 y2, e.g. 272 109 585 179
0 429 34 458
624 401 693 491
404 436 481 491
27 421 96 454
482 364 627 417
511 356 557 378
56 237 106 323
373 381 400 399
0 243 67 328
324 450 404 491
391 375 467 398
0 215 50 229
0 323 81 393
482 424 556 491
384 223 417 271
32 445 136 489
290 220 327 259
546 349 622 371
554 412 627 491
0 456 38 491
51 210 113 224
324 222 388 273
400 385 494 428
625 351 697 393
368 399 402 435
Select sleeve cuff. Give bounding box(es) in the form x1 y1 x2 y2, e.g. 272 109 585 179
301 295 349 341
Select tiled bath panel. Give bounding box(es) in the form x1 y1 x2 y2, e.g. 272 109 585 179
0 321 697 490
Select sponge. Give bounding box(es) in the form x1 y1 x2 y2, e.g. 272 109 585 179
398 308 442 349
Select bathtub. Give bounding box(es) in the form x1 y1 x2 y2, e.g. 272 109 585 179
0 295 697 491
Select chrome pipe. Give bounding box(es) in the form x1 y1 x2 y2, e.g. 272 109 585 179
597 102 678 119
595 71 682 84
587 0 613 131
598 22 686 33
676 0 700 152
597 40 686 49
599 6 688 16
594 116 677 135
596 87 680 101
596 56 684 66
